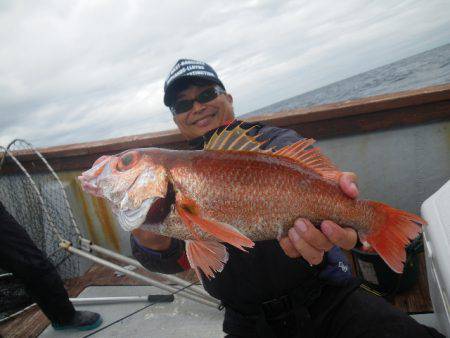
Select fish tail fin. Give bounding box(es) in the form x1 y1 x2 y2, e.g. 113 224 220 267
363 201 425 273
185 240 229 280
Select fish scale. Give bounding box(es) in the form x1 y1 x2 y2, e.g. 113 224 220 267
166 151 362 240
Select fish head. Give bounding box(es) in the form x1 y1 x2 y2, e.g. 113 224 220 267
78 148 172 231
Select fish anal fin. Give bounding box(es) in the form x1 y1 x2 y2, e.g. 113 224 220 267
185 240 229 280
176 195 255 251
274 140 342 183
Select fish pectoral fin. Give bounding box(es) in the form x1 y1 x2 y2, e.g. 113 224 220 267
176 197 255 251
185 240 229 280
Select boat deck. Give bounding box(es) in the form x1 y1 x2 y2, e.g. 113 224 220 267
0 252 432 337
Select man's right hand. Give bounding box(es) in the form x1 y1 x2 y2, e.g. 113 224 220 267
131 228 172 251
278 172 359 265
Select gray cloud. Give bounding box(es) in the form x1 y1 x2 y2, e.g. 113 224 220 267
1 0 449 147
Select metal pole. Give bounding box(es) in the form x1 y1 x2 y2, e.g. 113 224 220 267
85 240 211 300
65 245 220 308
69 295 174 305
70 296 150 305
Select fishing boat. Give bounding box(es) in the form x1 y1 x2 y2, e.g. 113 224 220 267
0 83 449 337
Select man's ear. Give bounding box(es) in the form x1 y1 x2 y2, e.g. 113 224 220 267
226 93 233 104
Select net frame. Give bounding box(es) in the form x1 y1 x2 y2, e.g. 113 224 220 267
0 139 83 322
0 139 218 323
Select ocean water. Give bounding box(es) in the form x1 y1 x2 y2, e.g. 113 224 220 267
243 43 450 118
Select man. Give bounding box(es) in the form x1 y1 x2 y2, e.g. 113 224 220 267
0 201 102 331
131 59 443 337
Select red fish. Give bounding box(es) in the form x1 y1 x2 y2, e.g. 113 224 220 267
78 122 424 279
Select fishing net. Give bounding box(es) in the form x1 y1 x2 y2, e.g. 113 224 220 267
0 139 81 322
0 139 216 326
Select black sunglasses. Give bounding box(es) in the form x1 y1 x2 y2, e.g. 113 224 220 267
170 86 225 115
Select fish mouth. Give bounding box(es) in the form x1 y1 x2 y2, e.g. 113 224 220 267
143 181 175 226
78 156 112 197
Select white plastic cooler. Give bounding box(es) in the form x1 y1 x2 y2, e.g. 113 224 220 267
421 179 450 336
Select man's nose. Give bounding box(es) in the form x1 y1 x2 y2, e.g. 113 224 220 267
187 101 205 113
191 100 206 113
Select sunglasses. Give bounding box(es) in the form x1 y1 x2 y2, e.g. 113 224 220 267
171 86 225 115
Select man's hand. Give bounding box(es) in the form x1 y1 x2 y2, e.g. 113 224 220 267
131 228 172 251
278 172 359 265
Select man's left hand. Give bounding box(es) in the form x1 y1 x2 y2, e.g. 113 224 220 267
278 172 359 265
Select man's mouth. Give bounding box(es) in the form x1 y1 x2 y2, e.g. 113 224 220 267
192 113 216 127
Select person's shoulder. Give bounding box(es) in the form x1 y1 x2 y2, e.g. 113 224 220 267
239 120 304 149
233 119 300 137
198 120 305 150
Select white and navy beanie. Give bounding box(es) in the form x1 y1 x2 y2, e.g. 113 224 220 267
163 59 225 107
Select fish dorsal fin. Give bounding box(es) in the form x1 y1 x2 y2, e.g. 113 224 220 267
204 120 342 182
274 139 342 182
204 121 274 153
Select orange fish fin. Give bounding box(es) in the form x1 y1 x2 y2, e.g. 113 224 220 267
176 196 255 251
363 201 424 273
204 120 274 153
204 120 341 182
176 201 200 239
185 240 229 280
274 140 342 183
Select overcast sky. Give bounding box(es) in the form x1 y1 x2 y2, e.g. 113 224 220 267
1 0 449 148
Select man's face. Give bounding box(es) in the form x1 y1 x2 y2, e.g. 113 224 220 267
172 83 235 139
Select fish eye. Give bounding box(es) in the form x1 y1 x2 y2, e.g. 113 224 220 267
117 151 140 171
